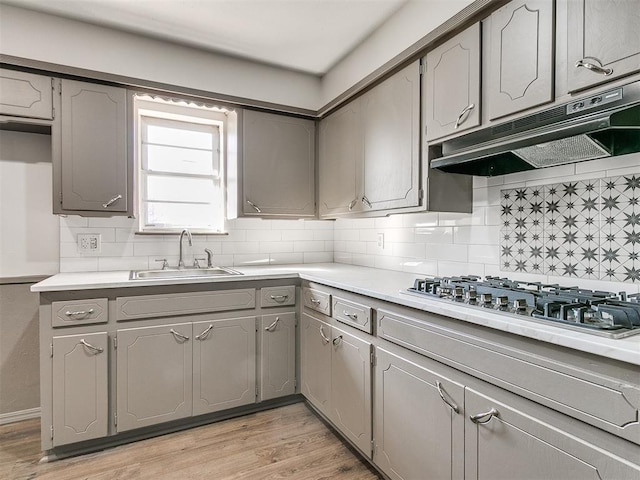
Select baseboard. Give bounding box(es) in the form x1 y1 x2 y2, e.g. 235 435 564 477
0 407 41 425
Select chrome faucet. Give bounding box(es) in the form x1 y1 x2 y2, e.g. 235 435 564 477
204 248 213 268
178 229 193 269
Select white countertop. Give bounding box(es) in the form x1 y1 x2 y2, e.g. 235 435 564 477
32 263 640 366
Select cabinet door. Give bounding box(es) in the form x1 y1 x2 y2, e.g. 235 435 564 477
568 0 640 92
52 332 108 446
318 101 362 217
259 312 296 401
242 110 315 217
374 348 464 480
465 387 640 480
0 69 53 120
425 23 481 141
300 313 332 417
193 317 256 415
330 325 372 457
487 0 554 120
361 62 420 212
60 79 128 212
117 323 192 432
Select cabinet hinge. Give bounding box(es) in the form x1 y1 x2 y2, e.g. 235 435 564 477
419 63 426 75
59 191 63 205
255 386 259 398
114 413 117 427
294 377 297 389
50 343 53 358
113 337 117 350
371 439 375 456
50 425 54 440
419 189 424 200
370 351 376 367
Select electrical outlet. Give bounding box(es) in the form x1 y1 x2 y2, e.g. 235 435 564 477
377 233 385 249
77 233 101 254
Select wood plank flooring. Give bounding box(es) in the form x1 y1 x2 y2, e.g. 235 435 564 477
0 403 382 480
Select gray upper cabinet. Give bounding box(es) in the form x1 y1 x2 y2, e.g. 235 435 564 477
567 0 640 92
424 23 481 141
0 69 53 120
242 110 315 217
58 79 129 215
486 0 555 120
318 101 361 217
361 62 420 212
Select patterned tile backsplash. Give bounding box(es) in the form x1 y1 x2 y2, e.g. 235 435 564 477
501 174 640 282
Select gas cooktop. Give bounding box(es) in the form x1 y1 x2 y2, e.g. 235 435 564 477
404 276 640 339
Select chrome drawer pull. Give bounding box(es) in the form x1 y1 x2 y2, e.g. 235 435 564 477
170 329 190 342
348 199 357 211
102 194 122 208
470 407 499 424
265 317 280 332
332 335 343 346
575 59 613 76
310 298 321 305
270 294 288 302
195 324 213 340
319 325 330 344
65 309 94 317
454 104 475 129
343 310 358 320
81 339 103 354
362 196 372 208
247 200 262 213
436 381 459 413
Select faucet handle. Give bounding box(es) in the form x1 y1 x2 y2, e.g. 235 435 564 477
155 258 169 270
204 248 214 268
194 257 207 269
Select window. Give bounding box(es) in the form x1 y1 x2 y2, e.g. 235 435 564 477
134 95 236 233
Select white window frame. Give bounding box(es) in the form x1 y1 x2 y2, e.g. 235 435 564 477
133 95 235 234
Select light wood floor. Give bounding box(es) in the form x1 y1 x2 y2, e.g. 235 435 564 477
0 402 382 480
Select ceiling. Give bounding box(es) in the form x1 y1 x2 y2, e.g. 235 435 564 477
3 0 409 75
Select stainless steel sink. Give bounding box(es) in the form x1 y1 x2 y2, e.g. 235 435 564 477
129 266 243 280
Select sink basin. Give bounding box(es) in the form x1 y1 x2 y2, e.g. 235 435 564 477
129 266 243 280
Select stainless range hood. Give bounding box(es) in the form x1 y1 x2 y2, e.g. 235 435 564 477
430 81 640 176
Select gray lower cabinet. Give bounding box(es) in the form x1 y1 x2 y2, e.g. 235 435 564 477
567 0 640 92
0 68 53 120
52 332 108 447
58 79 129 215
259 312 296 401
193 317 256 415
465 386 640 480
241 110 315 217
300 312 373 457
374 348 464 480
486 0 554 120
116 322 193 432
424 23 481 141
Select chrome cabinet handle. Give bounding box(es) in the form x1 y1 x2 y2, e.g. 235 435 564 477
332 335 343 346
436 381 459 413
470 407 499 424
270 294 288 302
170 329 190 342
310 298 321 305
195 324 213 340
343 310 358 320
575 59 613 76
454 104 475 129
102 194 122 208
265 317 280 332
319 325 330 344
348 199 357 211
362 196 372 208
65 309 94 317
81 339 103 354
247 200 262 213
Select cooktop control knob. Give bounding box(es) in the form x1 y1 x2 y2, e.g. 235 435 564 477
496 295 509 308
480 293 493 305
513 298 528 311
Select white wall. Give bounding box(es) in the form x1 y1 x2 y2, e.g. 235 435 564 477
0 4 322 110
333 153 640 295
321 0 474 105
0 130 59 277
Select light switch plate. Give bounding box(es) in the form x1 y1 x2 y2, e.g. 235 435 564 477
77 233 101 254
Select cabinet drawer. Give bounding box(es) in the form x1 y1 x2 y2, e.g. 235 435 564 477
52 298 108 327
333 296 371 334
116 289 255 321
261 285 296 308
0 69 53 120
302 287 331 316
